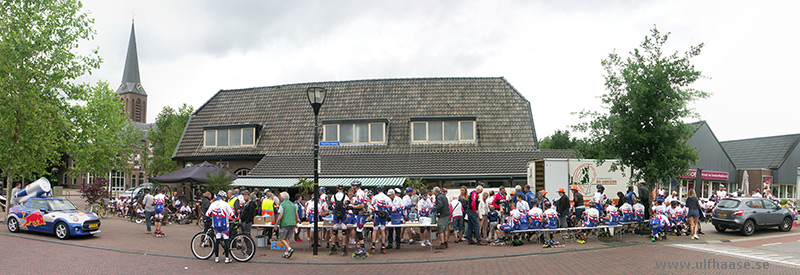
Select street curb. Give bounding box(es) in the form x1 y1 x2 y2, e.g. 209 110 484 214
0 231 642 265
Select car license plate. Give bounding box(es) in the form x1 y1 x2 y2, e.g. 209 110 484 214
89 224 99 228
718 213 727 217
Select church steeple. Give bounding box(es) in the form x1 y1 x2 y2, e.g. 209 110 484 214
117 20 147 123
116 21 146 96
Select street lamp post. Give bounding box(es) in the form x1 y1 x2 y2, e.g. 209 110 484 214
306 87 327 255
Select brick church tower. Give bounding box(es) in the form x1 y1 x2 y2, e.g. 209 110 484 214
117 21 147 123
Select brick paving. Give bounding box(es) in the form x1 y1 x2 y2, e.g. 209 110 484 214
2 234 797 274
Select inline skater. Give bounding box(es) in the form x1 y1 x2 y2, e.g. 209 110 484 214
153 189 167 237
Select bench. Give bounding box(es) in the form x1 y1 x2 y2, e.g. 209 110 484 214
508 224 624 243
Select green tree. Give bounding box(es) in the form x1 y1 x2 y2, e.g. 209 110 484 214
202 170 233 194
68 81 142 178
404 177 426 191
0 0 99 217
575 27 708 187
147 104 193 177
294 177 314 196
538 130 577 149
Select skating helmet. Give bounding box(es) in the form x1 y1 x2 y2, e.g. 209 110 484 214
596 185 605 191
351 180 362 187
376 185 385 192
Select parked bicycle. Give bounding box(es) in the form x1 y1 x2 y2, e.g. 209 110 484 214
190 221 255 262
87 201 107 219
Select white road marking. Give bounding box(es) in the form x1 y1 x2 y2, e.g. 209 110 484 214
761 242 783 246
671 243 800 268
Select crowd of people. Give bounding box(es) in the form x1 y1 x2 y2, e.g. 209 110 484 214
118 179 798 263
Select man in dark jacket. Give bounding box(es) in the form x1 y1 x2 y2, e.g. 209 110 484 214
240 191 259 238
556 188 570 228
200 191 212 232
636 181 651 220
433 187 450 249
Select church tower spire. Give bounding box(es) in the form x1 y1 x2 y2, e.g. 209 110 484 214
117 20 147 123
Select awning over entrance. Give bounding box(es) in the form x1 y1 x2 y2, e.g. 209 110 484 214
231 177 405 188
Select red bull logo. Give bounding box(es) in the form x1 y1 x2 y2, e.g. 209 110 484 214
21 211 46 227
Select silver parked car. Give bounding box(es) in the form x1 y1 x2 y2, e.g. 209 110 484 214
712 197 793 236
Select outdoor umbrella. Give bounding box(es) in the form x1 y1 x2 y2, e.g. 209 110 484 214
151 161 237 183
742 170 750 195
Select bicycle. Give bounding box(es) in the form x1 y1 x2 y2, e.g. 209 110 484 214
88 201 107 219
190 221 255 262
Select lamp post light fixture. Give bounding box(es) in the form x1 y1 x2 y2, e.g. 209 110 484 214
306 87 326 255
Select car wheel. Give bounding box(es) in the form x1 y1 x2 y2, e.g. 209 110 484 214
741 219 755 236
779 217 793 232
55 222 71 240
7 217 20 233
714 225 726 233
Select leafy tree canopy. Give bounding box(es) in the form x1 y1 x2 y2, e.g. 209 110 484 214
147 104 193 177
574 27 708 187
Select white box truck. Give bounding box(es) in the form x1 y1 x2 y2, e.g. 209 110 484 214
528 158 633 203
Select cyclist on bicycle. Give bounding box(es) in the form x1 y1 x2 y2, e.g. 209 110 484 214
206 190 235 263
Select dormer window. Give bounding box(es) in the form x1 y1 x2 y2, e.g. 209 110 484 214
203 124 259 148
322 119 387 145
410 117 476 143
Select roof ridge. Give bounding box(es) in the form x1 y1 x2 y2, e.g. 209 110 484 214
720 133 800 144
217 76 505 93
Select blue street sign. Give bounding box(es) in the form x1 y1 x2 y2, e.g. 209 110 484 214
319 141 340 147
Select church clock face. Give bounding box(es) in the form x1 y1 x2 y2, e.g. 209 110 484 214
136 83 142 91
119 83 126 90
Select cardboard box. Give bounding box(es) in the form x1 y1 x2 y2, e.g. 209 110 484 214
255 215 274 225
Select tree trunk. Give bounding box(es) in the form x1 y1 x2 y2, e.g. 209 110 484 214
4 173 14 221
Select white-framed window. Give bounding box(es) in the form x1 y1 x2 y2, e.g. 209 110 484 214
235 168 251 176
204 127 256 148
323 122 386 145
411 120 476 143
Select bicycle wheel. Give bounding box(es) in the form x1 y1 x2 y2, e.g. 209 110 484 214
197 218 206 230
229 234 255 262
97 206 107 219
190 232 215 260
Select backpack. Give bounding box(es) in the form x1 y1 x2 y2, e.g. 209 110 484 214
334 194 346 220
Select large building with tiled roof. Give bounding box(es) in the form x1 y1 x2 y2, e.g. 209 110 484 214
173 77 573 188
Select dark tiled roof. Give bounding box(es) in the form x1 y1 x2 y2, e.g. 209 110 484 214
247 149 575 178
174 77 538 159
720 134 800 169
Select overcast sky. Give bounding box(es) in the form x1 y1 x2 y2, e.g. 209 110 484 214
75 0 799 142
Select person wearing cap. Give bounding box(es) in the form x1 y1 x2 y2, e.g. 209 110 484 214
417 189 434 247
206 190 235 263
536 190 550 210
401 187 417 244
260 188 276 242
556 188 570 228
330 184 350 255
386 189 403 249
348 181 370 255
594 185 607 216
715 185 727 200
570 186 585 223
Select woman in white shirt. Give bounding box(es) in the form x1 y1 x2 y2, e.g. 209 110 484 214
478 192 488 241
